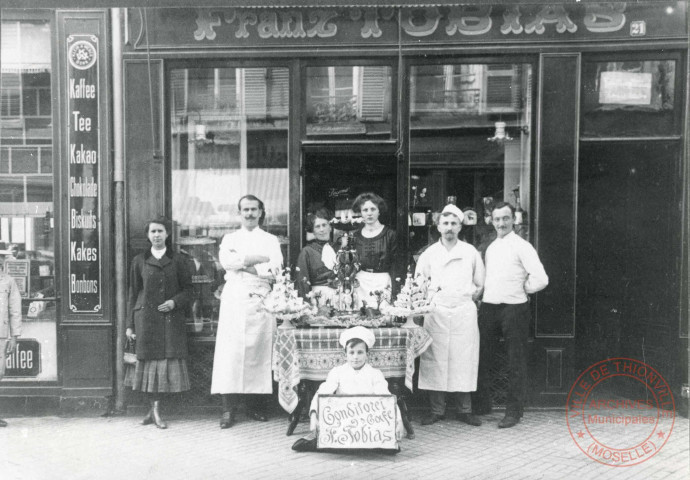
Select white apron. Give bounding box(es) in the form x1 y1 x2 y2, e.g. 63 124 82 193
355 270 391 309
419 294 479 392
211 272 275 394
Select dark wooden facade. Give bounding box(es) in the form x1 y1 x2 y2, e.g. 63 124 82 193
0 2 687 408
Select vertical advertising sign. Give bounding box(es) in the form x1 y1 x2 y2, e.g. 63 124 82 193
66 35 101 313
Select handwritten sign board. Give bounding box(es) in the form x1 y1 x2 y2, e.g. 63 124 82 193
66 34 102 313
599 71 652 106
317 395 398 450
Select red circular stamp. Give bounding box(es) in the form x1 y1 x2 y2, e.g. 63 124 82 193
566 357 675 467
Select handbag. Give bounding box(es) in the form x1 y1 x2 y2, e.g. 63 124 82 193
123 337 137 365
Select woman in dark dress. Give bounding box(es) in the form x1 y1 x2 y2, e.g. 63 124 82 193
296 208 337 306
125 218 194 429
350 192 398 309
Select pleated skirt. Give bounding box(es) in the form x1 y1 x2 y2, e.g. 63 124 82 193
124 358 190 393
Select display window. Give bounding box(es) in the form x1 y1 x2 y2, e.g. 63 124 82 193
581 57 680 138
169 66 289 337
0 16 58 381
408 62 534 259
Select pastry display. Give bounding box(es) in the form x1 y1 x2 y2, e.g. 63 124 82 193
261 267 315 324
383 272 436 317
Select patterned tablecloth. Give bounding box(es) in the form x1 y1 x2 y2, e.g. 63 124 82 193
272 327 433 413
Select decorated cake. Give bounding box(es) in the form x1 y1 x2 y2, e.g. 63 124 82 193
261 267 315 324
383 272 436 317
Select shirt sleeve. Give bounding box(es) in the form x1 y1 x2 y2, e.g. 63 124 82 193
218 234 246 271
472 248 486 295
520 241 549 294
370 367 391 395
414 248 431 279
254 234 283 278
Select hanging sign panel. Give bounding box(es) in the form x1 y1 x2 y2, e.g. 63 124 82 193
66 34 102 313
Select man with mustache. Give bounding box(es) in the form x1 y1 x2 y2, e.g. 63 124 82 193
474 201 548 429
211 194 283 429
416 204 485 427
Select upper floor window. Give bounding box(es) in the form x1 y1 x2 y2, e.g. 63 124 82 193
305 65 392 139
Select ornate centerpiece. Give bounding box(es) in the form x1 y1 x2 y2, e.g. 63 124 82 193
261 267 315 328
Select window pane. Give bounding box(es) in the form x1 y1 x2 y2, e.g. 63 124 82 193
10 147 38 173
305 65 392 139
0 17 57 381
409 63 533 258
581 59 678 137
170 66 289 337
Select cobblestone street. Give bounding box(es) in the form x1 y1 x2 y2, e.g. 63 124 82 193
1 409 687 480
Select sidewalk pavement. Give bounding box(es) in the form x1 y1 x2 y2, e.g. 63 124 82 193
1 409 687 480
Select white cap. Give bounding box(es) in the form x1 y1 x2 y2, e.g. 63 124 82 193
339 326 376 349
441 204 465 223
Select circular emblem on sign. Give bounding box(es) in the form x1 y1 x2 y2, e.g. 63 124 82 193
68 41 97 70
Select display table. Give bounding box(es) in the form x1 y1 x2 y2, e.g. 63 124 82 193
273 326 432 438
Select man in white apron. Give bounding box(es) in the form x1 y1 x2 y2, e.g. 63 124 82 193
416 204 485 427
211 195 283 429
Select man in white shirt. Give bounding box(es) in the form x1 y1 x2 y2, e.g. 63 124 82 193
211 195 283 429
475 202 548 428
416 204 485 427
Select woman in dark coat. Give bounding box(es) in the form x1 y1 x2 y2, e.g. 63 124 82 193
125 218 193 429
295 208 337 305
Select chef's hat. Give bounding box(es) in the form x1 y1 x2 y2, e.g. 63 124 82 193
441 203 465 223
339 326 376 349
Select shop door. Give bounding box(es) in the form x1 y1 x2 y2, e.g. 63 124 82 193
302 152 398 238
576 141 682 388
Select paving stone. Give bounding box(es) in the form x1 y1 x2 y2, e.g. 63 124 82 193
0 411 687 479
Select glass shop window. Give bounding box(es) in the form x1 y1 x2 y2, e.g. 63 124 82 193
305 65 392 139
0 16 58 381
581 59 679 138
169 66 289 337
408 63 533 260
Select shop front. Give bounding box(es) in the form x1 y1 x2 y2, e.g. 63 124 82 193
1 2 688 411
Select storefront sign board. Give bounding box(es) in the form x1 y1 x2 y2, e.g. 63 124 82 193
66 34 102 313
130 3 686 50
4 339 41 377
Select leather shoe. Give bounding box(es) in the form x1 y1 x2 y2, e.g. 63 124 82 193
498 415 520 429
292 437 317 452
248 410 268 422
141 409 154 426
421 413 445 425
457 413 482 426
220 411 235 429
0 419 7 427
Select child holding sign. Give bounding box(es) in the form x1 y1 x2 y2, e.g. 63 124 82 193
291 326 403 452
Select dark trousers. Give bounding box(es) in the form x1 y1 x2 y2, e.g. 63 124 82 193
476 302 530 416
429 391 472 416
